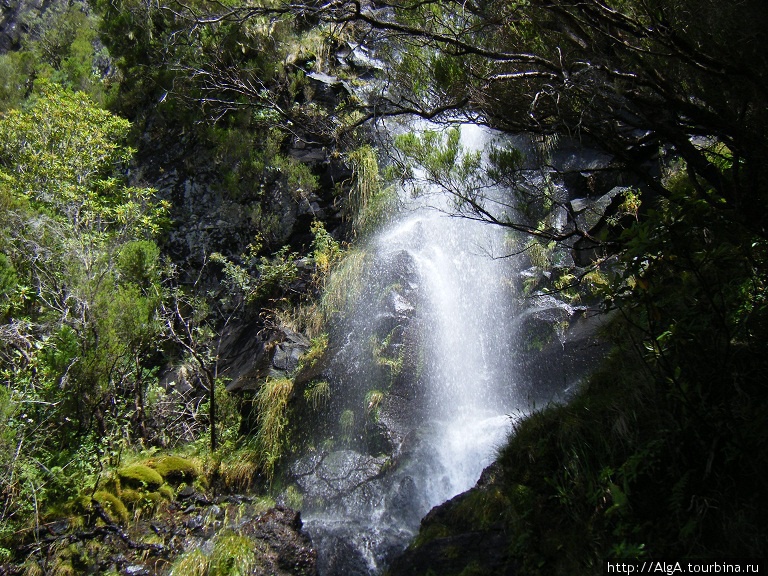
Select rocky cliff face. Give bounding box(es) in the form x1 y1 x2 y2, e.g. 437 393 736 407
0 0 44 52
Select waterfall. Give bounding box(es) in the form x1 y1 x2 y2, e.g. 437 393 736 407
297 121 524 575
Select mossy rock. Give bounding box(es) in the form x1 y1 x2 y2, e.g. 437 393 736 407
119 488 144 506
149 456 199 484
120 488 161 508
92 491 129 524
101 477 121 494
117 464 164 490
158 483 175 501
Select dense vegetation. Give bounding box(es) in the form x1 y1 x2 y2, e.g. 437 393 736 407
0 2 356 569
376 0 768 571
1 0 766 573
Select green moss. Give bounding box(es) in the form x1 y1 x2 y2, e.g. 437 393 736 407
117 464 164 490
284 484 304 509
458 561 488 576
92 491 129 524
158 484 175 500
118 488 143 506
117 486 161 516
412 522 452 548
452 486 509 530
150 456 199 484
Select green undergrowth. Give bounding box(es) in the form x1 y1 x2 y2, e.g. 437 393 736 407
254 377 295 482
405 314 768 575
73 454 204 523
169 530 267 576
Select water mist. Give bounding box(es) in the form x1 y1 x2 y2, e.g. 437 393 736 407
298 122 524 575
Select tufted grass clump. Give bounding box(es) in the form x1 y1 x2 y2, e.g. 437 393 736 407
346 144 398 237
217 440 260 492
304 380 331 410
255 377 294 481
299 333 328 372
209 531 263 576
365 390 384 417
169 530 269 576
284 484 304 510
339 409 355 437
168 548 208 576
320 248 368 319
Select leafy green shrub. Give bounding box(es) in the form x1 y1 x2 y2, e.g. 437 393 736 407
272 154 319 201
254 246 300 301
311 220 343 282
116 240 161 289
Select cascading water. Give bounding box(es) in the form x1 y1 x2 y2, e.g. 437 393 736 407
375 208 516 501
297 122 525 575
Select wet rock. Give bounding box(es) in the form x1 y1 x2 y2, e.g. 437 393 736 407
304 515 414 576
292 450 389 509
518 304 612 403
336 41 385 75
0 0 44 51
176 485 195 500
385 475 422 527
272 340 308 372
570 186 628 235
243 507 317 576
388 529 516 576
388 464 518 576
305 72 353 107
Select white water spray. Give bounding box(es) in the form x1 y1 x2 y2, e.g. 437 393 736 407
301 122 524 575
376 123 519 505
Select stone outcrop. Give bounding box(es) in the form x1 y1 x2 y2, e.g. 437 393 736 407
386 464 518 576
8 500 316 576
